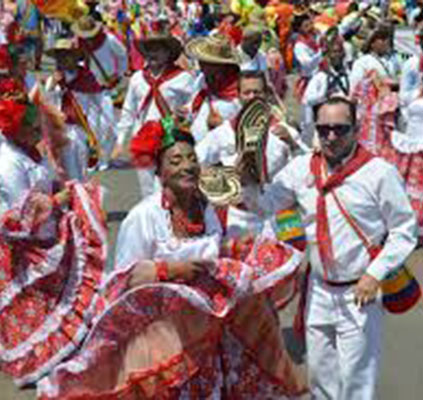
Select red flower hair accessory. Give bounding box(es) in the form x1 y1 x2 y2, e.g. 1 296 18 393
0 99 29 139
129 120 165 168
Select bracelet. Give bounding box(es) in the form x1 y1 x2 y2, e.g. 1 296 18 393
156 260 169 282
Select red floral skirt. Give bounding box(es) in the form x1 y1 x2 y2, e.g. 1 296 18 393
38 238 308 399
0 182 107 386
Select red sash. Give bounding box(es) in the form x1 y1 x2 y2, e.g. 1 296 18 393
61 68 102 125
191 75 239 116
140 66 184 117
79 30 107 53
310 145 375 278
296 33 320 53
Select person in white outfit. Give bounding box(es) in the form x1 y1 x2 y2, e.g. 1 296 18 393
112 18 196 199
186 34 242 143
71 15 128 169
350 24 401 93
303 28 351 146
197 70 305 180
238 96 418 400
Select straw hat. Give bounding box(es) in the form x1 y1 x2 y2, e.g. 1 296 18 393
199 167 241 206
310 2 327 15
71 15 102 39
136 19 183 61
45 38 83 59
186 34 240 65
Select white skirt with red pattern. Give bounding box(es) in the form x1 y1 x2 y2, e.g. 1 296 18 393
0 182 107 387
37 234 308 400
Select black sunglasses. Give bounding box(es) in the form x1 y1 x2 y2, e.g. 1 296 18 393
315 124 353 139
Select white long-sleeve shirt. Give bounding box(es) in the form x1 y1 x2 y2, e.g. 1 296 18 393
399 55 422 110
196 119 300 181
116 69 196 145
87 32 128 86
293 41 322 78
350 53 401 92
243 153 418 282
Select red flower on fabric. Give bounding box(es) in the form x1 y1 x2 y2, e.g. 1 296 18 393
0 99 27 139
0 45 13 72
0 77 23 95
129 121 164 168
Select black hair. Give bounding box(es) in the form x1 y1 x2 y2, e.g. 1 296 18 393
312 96 357 126
414 10 423 25
292 14 311 34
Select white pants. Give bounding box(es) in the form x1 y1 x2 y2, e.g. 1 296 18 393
306 276 384 400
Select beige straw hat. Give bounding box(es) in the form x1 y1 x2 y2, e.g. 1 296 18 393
71 15 102 39
185 34 240 65
199 167 241 206
45 38 83 59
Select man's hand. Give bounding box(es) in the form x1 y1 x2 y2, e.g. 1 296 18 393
103 74 120 90
354 274 380 308
207 109 223 130
235 152 259 185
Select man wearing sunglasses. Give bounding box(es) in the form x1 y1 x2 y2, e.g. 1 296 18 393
238 96 418 399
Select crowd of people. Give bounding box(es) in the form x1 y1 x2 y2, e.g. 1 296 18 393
0 0 422 399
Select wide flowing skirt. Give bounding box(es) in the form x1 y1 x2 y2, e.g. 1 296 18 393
38 237 308 399
0 182 107 386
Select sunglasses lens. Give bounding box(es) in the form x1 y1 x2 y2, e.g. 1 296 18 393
316 124 351 138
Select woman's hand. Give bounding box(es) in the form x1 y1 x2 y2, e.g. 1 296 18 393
167 261 212 281
128 260 214 289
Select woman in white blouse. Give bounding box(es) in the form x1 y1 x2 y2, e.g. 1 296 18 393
38 119 307 400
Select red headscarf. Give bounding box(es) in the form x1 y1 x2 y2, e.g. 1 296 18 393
0 99 28 139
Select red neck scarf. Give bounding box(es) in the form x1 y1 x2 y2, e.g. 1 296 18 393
296 33 320 53
60 68 102 125
191 71 239 115
79 30 107 53
66 67 103 93
140 65 184 117
310 145 374 277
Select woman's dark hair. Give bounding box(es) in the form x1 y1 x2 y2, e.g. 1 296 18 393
312 96 357 127
292 14 311 34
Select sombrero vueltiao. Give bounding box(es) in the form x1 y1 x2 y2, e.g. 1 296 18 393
136 18 183 61
45 38 83 59
71 15 102 39
186 34 241 65
199 167 241 206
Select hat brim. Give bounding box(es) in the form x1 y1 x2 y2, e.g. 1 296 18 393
136 36 183 60
71 21 102 39
45 47 83 59
185 37 240 65
199 168 241 206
